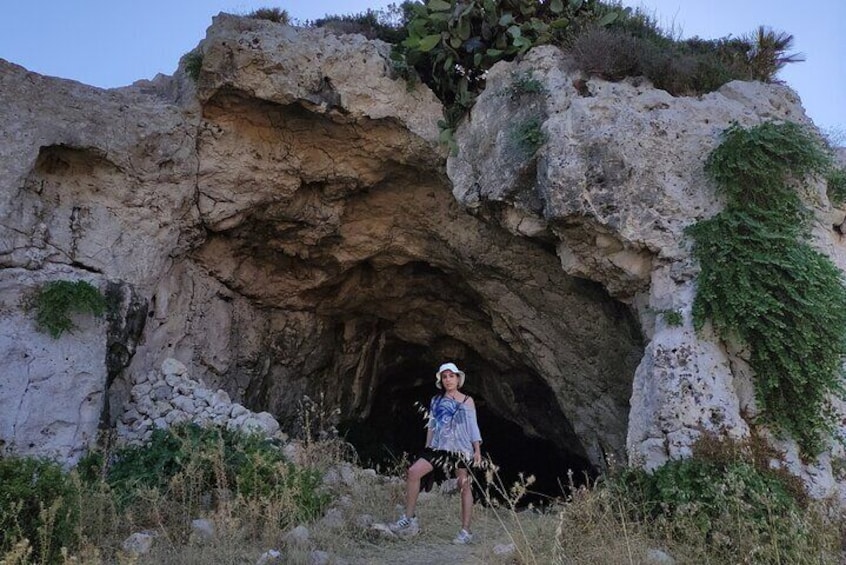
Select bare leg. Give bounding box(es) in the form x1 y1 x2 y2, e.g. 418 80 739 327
457 467 473 530
405 458 434 518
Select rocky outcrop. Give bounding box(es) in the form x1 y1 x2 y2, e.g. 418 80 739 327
1 14 844 498
448 45 845 497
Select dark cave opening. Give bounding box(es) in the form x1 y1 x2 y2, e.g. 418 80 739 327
338 353 596 506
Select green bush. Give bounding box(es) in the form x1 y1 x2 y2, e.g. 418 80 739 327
32 279 106 338
0 457 79 562
104 424 328 524
314 2 799 149
610 435 818 563
604 4 671 48
689 122 846 454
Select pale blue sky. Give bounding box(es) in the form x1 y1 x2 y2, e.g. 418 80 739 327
0 1 842 134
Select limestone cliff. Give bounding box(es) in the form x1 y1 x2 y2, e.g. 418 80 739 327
1 13 843 498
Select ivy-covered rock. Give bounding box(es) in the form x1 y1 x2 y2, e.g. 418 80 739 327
689 122 846 455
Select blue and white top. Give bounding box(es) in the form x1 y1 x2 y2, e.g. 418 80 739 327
428 395 482 459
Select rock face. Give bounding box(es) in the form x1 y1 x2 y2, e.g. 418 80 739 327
0 14 843 497
0 267 108 463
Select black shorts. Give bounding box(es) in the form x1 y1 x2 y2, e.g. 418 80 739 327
417 448 477 496
419 447 471 471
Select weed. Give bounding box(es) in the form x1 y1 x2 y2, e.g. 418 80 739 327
3 444 842 562
438 122 459 156
509 71 545 96
103 424 327 522
658 309 683 327
31 279 105 338
605 434 839 563
289 394 358 472
511 117 547 156
571 13 803 96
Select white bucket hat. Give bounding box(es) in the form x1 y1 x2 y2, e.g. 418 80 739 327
435 362 466 389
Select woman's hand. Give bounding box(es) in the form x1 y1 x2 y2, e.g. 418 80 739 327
473 450 482 467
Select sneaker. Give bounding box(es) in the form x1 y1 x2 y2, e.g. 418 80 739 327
452 528 473 544
388 514 419 537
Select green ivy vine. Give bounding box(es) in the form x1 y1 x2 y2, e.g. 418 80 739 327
689 121 846 455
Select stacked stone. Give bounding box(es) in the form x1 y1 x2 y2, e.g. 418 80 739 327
117 358 281 445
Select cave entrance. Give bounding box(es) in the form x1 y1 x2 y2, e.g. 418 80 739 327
337 343 596 506
179 93 644 507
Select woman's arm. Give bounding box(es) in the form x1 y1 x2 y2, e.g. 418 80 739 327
465 397 483 465
471 440 482 465
425 427 434 449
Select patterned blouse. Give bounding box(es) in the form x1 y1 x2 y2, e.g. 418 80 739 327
427 394 482 459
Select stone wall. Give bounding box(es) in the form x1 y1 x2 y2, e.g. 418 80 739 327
118 358 281 445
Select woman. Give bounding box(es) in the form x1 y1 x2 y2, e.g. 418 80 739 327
389 362 483 544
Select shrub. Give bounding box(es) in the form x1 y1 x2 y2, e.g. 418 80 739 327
827 166 846 206
570 27 644 81
605 4 671 48
182 50 204 82
32 279 106 338
104 424 328 525
246 7 290 24
743 26 804 82
247 8 291 25
0 457 79 562
571 7 802 96
645 38 742 95
311 4 414 43
511 116 547 156
604 434 837 563
689 122 846 454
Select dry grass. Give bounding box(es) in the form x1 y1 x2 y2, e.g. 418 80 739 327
3 438 844 564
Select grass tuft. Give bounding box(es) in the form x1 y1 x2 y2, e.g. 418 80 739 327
31 279 105 338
